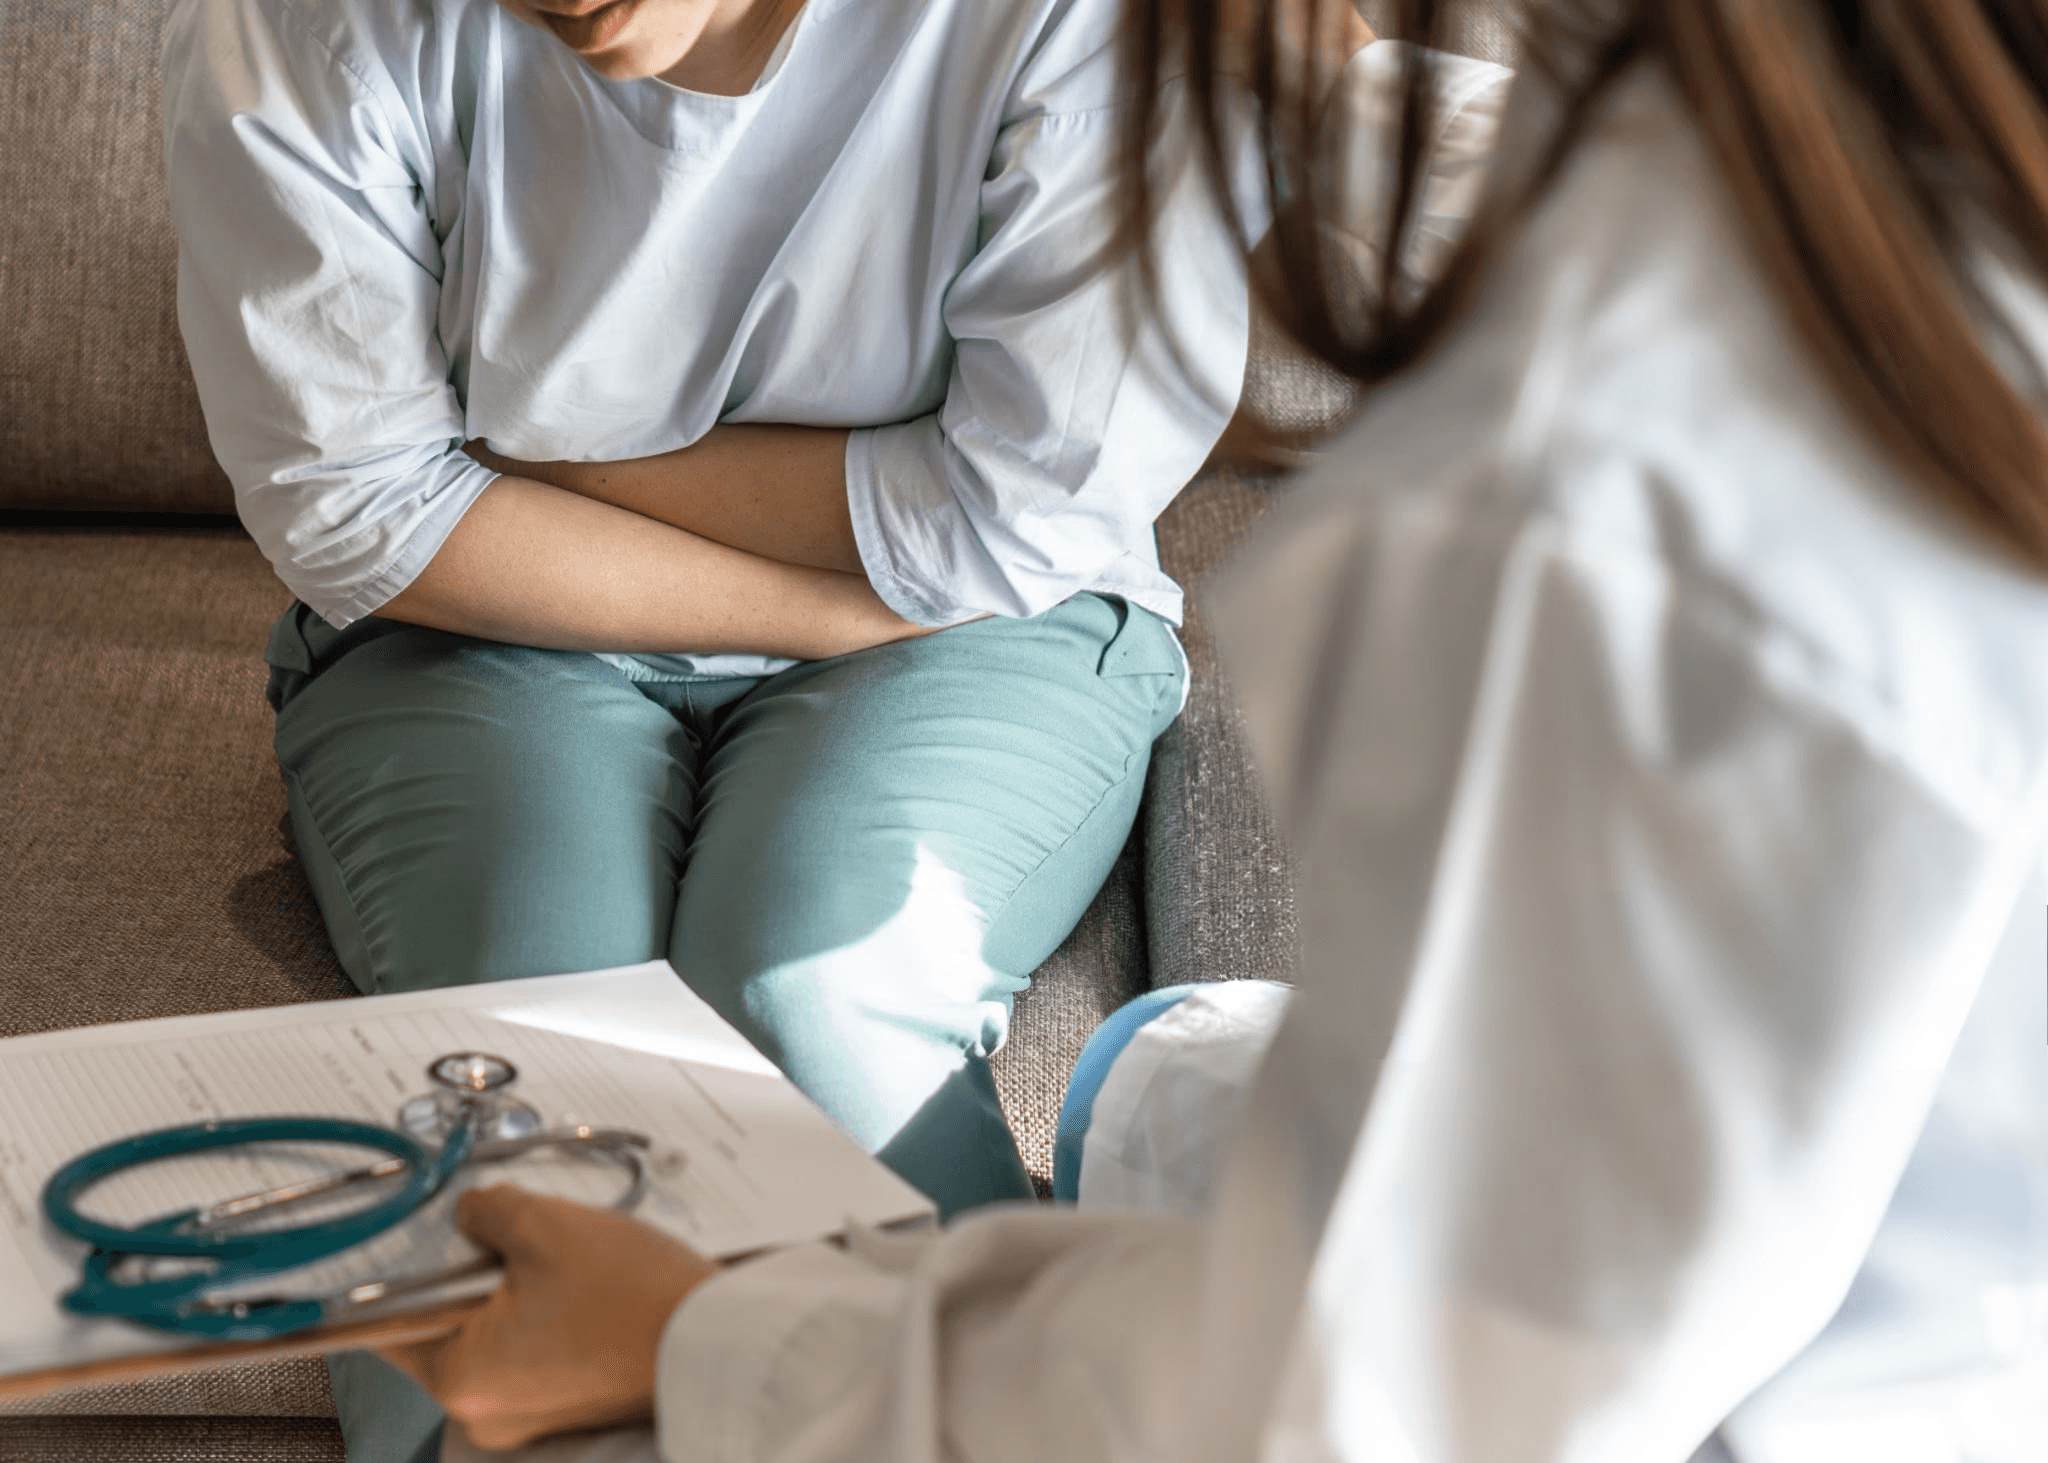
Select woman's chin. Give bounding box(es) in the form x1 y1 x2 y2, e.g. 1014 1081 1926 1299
576 46 667 79
515 0 693 80
566 30 695 81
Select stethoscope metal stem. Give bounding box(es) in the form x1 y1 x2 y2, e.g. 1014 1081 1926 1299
194 1157 412 1229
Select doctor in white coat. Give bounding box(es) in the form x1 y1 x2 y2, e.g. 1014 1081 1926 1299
383 2 2048 1460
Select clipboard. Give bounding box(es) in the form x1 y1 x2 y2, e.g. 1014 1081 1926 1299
0 962 934 1403
0 1295 483 1404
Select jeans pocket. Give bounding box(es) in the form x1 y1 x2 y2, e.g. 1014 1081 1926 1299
1095 599 1187 679
264 603 414 713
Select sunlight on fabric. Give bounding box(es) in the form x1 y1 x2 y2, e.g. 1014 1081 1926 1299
486 962 782 1078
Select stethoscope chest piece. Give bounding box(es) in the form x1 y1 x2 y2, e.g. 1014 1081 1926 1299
398 1051 543 1146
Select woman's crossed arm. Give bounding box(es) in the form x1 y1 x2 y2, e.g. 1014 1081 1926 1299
464 427 864 576
381 469 927 660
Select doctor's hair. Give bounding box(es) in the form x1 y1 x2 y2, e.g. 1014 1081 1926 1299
1120 0 2048 567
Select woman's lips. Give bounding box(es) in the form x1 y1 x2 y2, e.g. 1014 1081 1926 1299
540 0 640 52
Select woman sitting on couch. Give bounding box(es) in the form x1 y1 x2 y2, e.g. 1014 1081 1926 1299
162 0 1260 1451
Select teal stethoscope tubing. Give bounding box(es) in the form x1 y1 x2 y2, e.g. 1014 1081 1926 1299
42 1115 471 1340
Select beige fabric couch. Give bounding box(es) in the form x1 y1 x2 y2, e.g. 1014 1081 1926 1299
0 1 1510 1458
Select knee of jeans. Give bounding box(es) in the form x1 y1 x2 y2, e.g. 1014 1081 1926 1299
672 868 1028 1157
675 843 1021 1045
749 953 1015 1059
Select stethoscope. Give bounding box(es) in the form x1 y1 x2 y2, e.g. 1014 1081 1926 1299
40 1052 656 1341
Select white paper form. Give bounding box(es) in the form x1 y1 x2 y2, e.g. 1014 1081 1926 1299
0 962 933 1379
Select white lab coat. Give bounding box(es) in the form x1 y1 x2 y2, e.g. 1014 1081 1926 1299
452 45 2048 1463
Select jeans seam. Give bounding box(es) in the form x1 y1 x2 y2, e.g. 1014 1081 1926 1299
980 663 1185 980
279 758 388 995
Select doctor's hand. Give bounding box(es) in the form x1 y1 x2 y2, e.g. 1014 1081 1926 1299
379 1185 719 1451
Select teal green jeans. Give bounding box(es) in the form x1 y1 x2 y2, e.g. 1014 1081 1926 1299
265 592 1184 1463
268 590 1184 1209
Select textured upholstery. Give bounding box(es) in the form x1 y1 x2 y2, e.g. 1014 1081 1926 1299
0 526 348 1431
0 1417 344 1461
0 1365 335 1422
1146 468 1298 989
0 1 233 513
0 528 354 1039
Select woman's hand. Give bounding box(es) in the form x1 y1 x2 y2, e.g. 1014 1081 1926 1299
379 1186 720 1451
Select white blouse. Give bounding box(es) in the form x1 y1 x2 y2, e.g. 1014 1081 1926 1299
612 48 2046 1463
160 0 1247 669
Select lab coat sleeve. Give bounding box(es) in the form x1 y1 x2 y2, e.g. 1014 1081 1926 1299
841 50 1250 626
162 0 496 627
1191 473 2048 1463
653 1211 1208 1463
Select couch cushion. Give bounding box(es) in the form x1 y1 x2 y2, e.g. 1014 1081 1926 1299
1146 467 1300 989
0 1416 344 1460
0 525 353 1034
0 1363 335 1421
0 524 349 1419
0 1 232 514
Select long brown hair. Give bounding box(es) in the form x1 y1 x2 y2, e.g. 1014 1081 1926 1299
1124 0 2048 566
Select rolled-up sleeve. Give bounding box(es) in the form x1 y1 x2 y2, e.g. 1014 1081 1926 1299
846 71 1249 626
162 0 496 626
